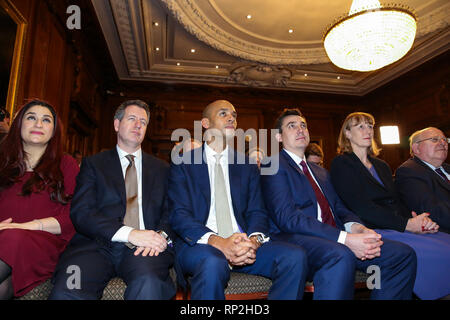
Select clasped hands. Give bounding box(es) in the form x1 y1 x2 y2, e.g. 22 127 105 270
208 233 260 267
406 211 439 234
128 229 168 257
346 224 383 261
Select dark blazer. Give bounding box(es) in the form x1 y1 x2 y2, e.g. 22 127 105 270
69 148 173 246
168 146 269 253
330 152 410 232
395 157 450 233
260 149 362 242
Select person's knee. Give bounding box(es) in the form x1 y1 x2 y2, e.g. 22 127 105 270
333 244 355 265
126 272 176 300
273 243 308 271
393 243 417 270
199 252 229 276
384 241 417 265
49 264 102 300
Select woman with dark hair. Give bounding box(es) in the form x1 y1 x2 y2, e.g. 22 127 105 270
0 100 79 299
330 111 450 300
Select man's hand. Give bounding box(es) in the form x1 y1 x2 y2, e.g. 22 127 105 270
351 223 377 235
208 233 257 266
345 232 383 261
128 230 167 256
406 212 439 234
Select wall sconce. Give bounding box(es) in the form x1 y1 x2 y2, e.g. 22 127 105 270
380 126 400 144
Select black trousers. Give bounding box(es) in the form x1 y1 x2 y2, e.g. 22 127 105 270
49 240 175 300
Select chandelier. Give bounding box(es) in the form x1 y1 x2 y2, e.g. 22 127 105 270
323 0 417 72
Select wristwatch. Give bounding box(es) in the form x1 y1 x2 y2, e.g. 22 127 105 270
158 230 173 247
252 234 264 245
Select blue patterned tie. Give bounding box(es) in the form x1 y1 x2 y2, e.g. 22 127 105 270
435 168 449 183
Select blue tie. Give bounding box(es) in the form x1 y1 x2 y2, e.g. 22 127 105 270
435 168 449 183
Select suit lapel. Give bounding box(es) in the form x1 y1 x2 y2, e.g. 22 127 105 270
197 147 211 208
228 150 241 215
141 153 156 215
369 155 397 193
281 150 318 206
308 163 333 204
350 153 389 191
443 164 450 191
436 166 450 191
108 149 127 206
414 157 450 192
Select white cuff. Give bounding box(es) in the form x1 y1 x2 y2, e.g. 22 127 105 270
111 226 134 243
249 232 270 243
197 232 216 244
337 231 347 245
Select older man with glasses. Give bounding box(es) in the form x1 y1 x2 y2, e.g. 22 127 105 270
395 127 450 234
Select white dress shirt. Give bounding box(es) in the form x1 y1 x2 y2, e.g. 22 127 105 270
198 143 268 244
111 145 145 242
284 149 360 244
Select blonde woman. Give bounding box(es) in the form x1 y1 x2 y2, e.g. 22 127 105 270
330 112 450 300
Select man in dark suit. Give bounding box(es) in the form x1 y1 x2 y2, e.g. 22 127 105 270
395 127 450 233
49 100 175 300
168 100 307 300
261 108 416 300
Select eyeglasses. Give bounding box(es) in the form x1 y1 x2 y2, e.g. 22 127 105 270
415 136 450 144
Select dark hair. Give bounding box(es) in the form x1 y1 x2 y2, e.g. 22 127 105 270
114 100 150 122
0 99 70 204
274 108 304 133
305 143 324 158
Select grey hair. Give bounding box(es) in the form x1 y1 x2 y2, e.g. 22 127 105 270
409 127 435 156
114 100 150 122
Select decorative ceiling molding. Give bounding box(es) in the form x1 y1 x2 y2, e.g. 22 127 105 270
92 0 450 96
159 0 328 65
227 64 293 87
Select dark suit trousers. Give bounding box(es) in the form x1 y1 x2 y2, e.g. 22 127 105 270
48 241 175 300
273 233 416 300
177 241 308 300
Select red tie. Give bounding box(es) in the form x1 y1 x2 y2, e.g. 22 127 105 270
300 160 336 227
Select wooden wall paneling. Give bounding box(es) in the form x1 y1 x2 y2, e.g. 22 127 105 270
22 0 51 100
364 50 450 169
44 18 65 107
58 46 75 147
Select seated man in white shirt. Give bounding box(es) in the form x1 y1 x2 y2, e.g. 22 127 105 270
168 100 308 300
395 127 450 234
49 100 175 300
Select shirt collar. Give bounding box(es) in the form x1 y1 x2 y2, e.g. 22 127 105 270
116 145 141 161
284 148 306 166
416 157 441 171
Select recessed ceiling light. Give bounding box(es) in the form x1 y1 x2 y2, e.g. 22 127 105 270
289 29 294 33
176 63 181 66
304 73 308 77
215 65 219 69
337 76 341 79
190 49 196 53
247 14 252 19
153 22 159 26
155 47 160 51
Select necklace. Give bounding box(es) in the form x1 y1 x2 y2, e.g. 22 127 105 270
25 159 37 171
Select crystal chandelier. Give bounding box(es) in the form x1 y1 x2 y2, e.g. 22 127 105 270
323 0 417 72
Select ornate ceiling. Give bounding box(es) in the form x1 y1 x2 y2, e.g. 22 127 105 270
92 0 450 95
